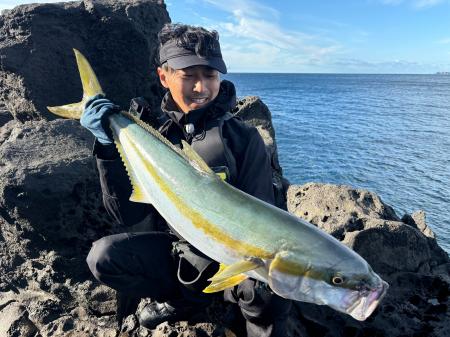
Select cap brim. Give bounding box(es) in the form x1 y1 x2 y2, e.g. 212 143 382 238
167 55 227 74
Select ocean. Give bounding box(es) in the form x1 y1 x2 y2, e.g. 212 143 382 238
224 73 450 254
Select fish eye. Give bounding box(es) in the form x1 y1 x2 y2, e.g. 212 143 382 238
332 276 344 285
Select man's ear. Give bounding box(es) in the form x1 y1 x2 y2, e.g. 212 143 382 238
157 67 169 88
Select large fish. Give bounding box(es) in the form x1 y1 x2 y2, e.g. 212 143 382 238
48 49 388 321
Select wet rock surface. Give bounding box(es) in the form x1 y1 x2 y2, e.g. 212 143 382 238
1 1 449 336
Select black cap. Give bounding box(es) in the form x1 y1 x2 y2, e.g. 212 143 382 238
159 40 227 74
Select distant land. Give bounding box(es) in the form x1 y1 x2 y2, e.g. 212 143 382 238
436 71 450 75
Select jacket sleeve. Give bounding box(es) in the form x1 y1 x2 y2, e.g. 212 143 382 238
94 141 155 227
234 129 276 206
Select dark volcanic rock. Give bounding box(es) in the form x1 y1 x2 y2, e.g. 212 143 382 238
0 104 13 127
234 96 290 208
402 210 436 239
287 183 450 337
234 96 283 176
0 119 121 335
287 183 449 275
0 0 169 122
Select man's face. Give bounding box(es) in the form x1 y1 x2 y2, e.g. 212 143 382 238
157 65 220 113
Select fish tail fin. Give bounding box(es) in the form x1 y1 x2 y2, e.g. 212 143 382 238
47 102 85 119
47 48 104 120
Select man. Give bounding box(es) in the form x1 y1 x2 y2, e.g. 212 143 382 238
82 23 291 337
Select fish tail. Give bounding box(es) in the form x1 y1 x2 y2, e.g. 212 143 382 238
47 49 104 119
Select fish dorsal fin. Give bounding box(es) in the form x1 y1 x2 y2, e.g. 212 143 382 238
113 133 151 204
203 259 262 293
121 111 187 160
116 112 212 176
181 140 214 175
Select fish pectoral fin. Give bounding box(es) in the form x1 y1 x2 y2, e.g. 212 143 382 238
209 259 262 283
115 139 152 204
181 140 215 175
203 273 248 293
203 259 262 293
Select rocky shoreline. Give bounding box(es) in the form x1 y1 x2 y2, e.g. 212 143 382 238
0 1 449 336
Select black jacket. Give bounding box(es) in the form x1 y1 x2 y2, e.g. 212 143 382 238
94 80 275 231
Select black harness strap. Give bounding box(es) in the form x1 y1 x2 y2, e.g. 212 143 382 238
191 112 237 184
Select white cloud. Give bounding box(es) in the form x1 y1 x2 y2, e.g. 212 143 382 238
204 0 280 20
221 42 280 72
221 40 342 72
202 0 313 49
200 0 342 72
219 15 309 50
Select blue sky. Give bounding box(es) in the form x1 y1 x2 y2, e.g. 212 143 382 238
2 0 450 73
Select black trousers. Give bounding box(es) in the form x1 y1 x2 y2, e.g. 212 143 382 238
86 232 291 337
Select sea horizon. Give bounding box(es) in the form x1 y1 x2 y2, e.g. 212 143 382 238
224 72 450 254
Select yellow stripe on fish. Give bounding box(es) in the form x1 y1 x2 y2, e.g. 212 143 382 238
122 129 273 260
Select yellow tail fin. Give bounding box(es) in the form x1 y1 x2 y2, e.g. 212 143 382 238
47 49 104 119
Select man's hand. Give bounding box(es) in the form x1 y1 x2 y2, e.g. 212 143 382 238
81 94 120 145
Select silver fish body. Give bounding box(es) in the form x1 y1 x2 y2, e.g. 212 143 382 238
107 108 389 322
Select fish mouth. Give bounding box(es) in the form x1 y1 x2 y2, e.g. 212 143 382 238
345 280 389 321
269 268 389 321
